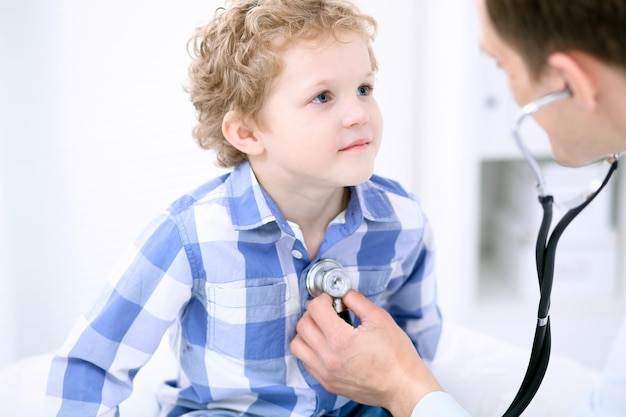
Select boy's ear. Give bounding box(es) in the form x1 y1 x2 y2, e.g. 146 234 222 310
548 52 597 111
222 110 265 156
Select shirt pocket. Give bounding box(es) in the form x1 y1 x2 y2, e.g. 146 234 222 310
206 280 289 359
353 266 392 303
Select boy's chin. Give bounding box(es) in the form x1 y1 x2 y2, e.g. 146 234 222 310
342 170 375 187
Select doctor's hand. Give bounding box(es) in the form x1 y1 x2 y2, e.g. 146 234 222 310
290 290 443 417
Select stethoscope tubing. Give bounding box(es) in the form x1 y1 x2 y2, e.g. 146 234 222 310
502 159 618 417
504 85 620 416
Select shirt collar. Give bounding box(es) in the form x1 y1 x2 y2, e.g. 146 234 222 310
352 178 397 222
226 161 397 232
226 161 283 231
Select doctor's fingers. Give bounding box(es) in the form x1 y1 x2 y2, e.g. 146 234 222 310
306 293 357 340
295 301 341 349
290 321 352 388
290 331 317 365
292 296 351 355
290 311 328 365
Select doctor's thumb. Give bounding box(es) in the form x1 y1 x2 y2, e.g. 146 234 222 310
341 290 386 321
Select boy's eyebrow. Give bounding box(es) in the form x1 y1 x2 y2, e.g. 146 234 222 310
304 70 376 89
358 71 376 83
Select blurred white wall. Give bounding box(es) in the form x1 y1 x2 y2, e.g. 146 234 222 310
0 1 227 366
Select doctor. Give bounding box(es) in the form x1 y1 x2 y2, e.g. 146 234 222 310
289 0 626 416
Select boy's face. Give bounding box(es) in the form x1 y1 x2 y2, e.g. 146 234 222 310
249 33 382 189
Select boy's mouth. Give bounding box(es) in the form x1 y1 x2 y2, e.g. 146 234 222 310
340 138 370 151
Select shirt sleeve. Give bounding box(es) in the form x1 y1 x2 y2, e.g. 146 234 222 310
45 212 193 417
386 215 442 361
411 392 473 417
570 315 626 417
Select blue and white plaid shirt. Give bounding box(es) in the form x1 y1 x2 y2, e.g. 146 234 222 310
46 161 441 417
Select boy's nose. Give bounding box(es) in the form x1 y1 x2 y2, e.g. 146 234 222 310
342 99 370 127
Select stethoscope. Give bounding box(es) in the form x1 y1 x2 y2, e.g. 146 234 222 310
502 86 619 417
306 259 353 326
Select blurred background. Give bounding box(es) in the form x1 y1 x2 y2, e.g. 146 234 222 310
1 0 624 375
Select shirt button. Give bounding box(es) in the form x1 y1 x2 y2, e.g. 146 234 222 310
291 249 303 259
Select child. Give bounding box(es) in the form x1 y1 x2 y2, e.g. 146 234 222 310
46 1 442 416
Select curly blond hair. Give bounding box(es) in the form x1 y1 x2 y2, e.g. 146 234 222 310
186 0 378 168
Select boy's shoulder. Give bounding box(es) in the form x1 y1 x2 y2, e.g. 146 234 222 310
164 162 261 222
167 172 231 217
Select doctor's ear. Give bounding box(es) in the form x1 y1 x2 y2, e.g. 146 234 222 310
222 110 265 156
548 52 598 111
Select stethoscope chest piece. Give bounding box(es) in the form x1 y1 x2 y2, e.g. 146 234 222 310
306 259 351 298
306 259 352 324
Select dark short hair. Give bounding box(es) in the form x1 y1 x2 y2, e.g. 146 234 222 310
486 0 626 79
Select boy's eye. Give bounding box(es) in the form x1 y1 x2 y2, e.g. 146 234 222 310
357 84 372 96
312 91 330 104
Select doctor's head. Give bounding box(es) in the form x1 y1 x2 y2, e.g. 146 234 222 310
476 0 626 167
186 0 379 170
